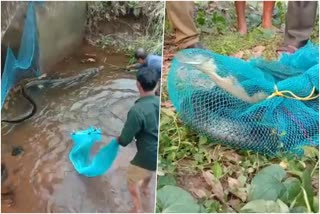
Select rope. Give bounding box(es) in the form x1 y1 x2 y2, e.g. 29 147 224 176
267 85 319 101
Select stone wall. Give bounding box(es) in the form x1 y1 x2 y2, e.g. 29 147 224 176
1 1 87 73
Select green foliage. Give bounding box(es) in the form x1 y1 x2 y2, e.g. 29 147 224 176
159 1 319 213
157 185 202 213
86 1 164 61
241 199 289 213
248 164 287 201
157 174 177 189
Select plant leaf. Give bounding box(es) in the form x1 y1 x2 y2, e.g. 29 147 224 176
161 108 175 117
296 168 314 212
279 177 301 204
157 185 201 213
157 175 177 189
241 199 289 213
212 162 223 178
248 164 286 201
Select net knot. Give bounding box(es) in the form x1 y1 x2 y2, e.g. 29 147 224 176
267 85 319 101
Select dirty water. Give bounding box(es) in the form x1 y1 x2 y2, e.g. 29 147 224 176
1 44 156 213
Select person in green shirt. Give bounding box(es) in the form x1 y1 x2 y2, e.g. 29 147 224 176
117 67 160 213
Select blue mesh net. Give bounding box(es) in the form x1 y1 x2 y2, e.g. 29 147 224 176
69 127 119 177
168 42 319 156
1 2 40 109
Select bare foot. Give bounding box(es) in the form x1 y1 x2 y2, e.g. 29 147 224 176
238 26 247 35
276 45 298 57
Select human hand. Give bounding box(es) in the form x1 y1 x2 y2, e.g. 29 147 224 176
126 64 134 70
116 136 120 143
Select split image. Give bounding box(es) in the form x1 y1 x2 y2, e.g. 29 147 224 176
1 1 320 213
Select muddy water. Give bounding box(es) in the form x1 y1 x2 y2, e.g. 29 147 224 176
1 44 156 213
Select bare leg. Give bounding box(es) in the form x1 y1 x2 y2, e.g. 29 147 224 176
140 175 152 197
128 180 143 213
262 1 275 29
235 1 247 35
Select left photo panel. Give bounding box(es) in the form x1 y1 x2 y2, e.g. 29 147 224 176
1 1 164 213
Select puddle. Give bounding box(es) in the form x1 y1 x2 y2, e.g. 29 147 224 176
1 44 156 213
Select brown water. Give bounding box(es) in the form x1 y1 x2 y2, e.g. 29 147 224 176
1 44 156 213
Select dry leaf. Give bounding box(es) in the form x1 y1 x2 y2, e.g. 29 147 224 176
229 198 242 209
252 45 266 57
191 188 207 198
228 177 241 189
279 160 288 169
202 171 224 202
231 51 244 59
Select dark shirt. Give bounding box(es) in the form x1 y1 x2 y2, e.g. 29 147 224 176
118 95 160 171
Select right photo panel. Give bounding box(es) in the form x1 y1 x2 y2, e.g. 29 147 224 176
157 1 319 213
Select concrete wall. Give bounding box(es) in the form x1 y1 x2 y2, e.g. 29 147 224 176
1 1 87 73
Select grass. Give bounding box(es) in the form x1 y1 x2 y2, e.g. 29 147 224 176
158 1 319 213
85 1 165 63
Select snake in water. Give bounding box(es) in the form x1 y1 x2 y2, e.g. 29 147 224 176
1 66 105 123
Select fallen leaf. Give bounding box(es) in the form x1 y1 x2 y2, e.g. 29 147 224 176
228 177 247 202
202 171 225 202
228 177 241 189
279 160 288 169
230 51 244 59
190 188 207 198
252 45 266 57
228 198 242 209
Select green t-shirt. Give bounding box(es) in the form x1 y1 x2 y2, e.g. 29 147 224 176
118 95 159 171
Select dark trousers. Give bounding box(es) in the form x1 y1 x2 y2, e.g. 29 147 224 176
284 1 318 48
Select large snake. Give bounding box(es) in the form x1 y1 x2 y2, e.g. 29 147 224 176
1 66 104 123
173 52 285 154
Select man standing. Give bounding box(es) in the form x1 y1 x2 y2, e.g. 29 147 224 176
277 1 318 54
117 67 159 213
166 1 204 49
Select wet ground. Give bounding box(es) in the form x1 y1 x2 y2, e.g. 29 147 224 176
1 44 156 213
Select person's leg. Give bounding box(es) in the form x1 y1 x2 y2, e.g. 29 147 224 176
127 165 143 212
140 175 152 197
127 164 153 212
262 1 275 29
166 1 201 49
127 180 143 212
283 1 318 48
235 1 247 35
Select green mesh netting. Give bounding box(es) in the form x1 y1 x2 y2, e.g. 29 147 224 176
168 42 319 156
1 2 40 109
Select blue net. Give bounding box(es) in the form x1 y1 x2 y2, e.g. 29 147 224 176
168 42 319 156
69 127 119 177
1 2 40 109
